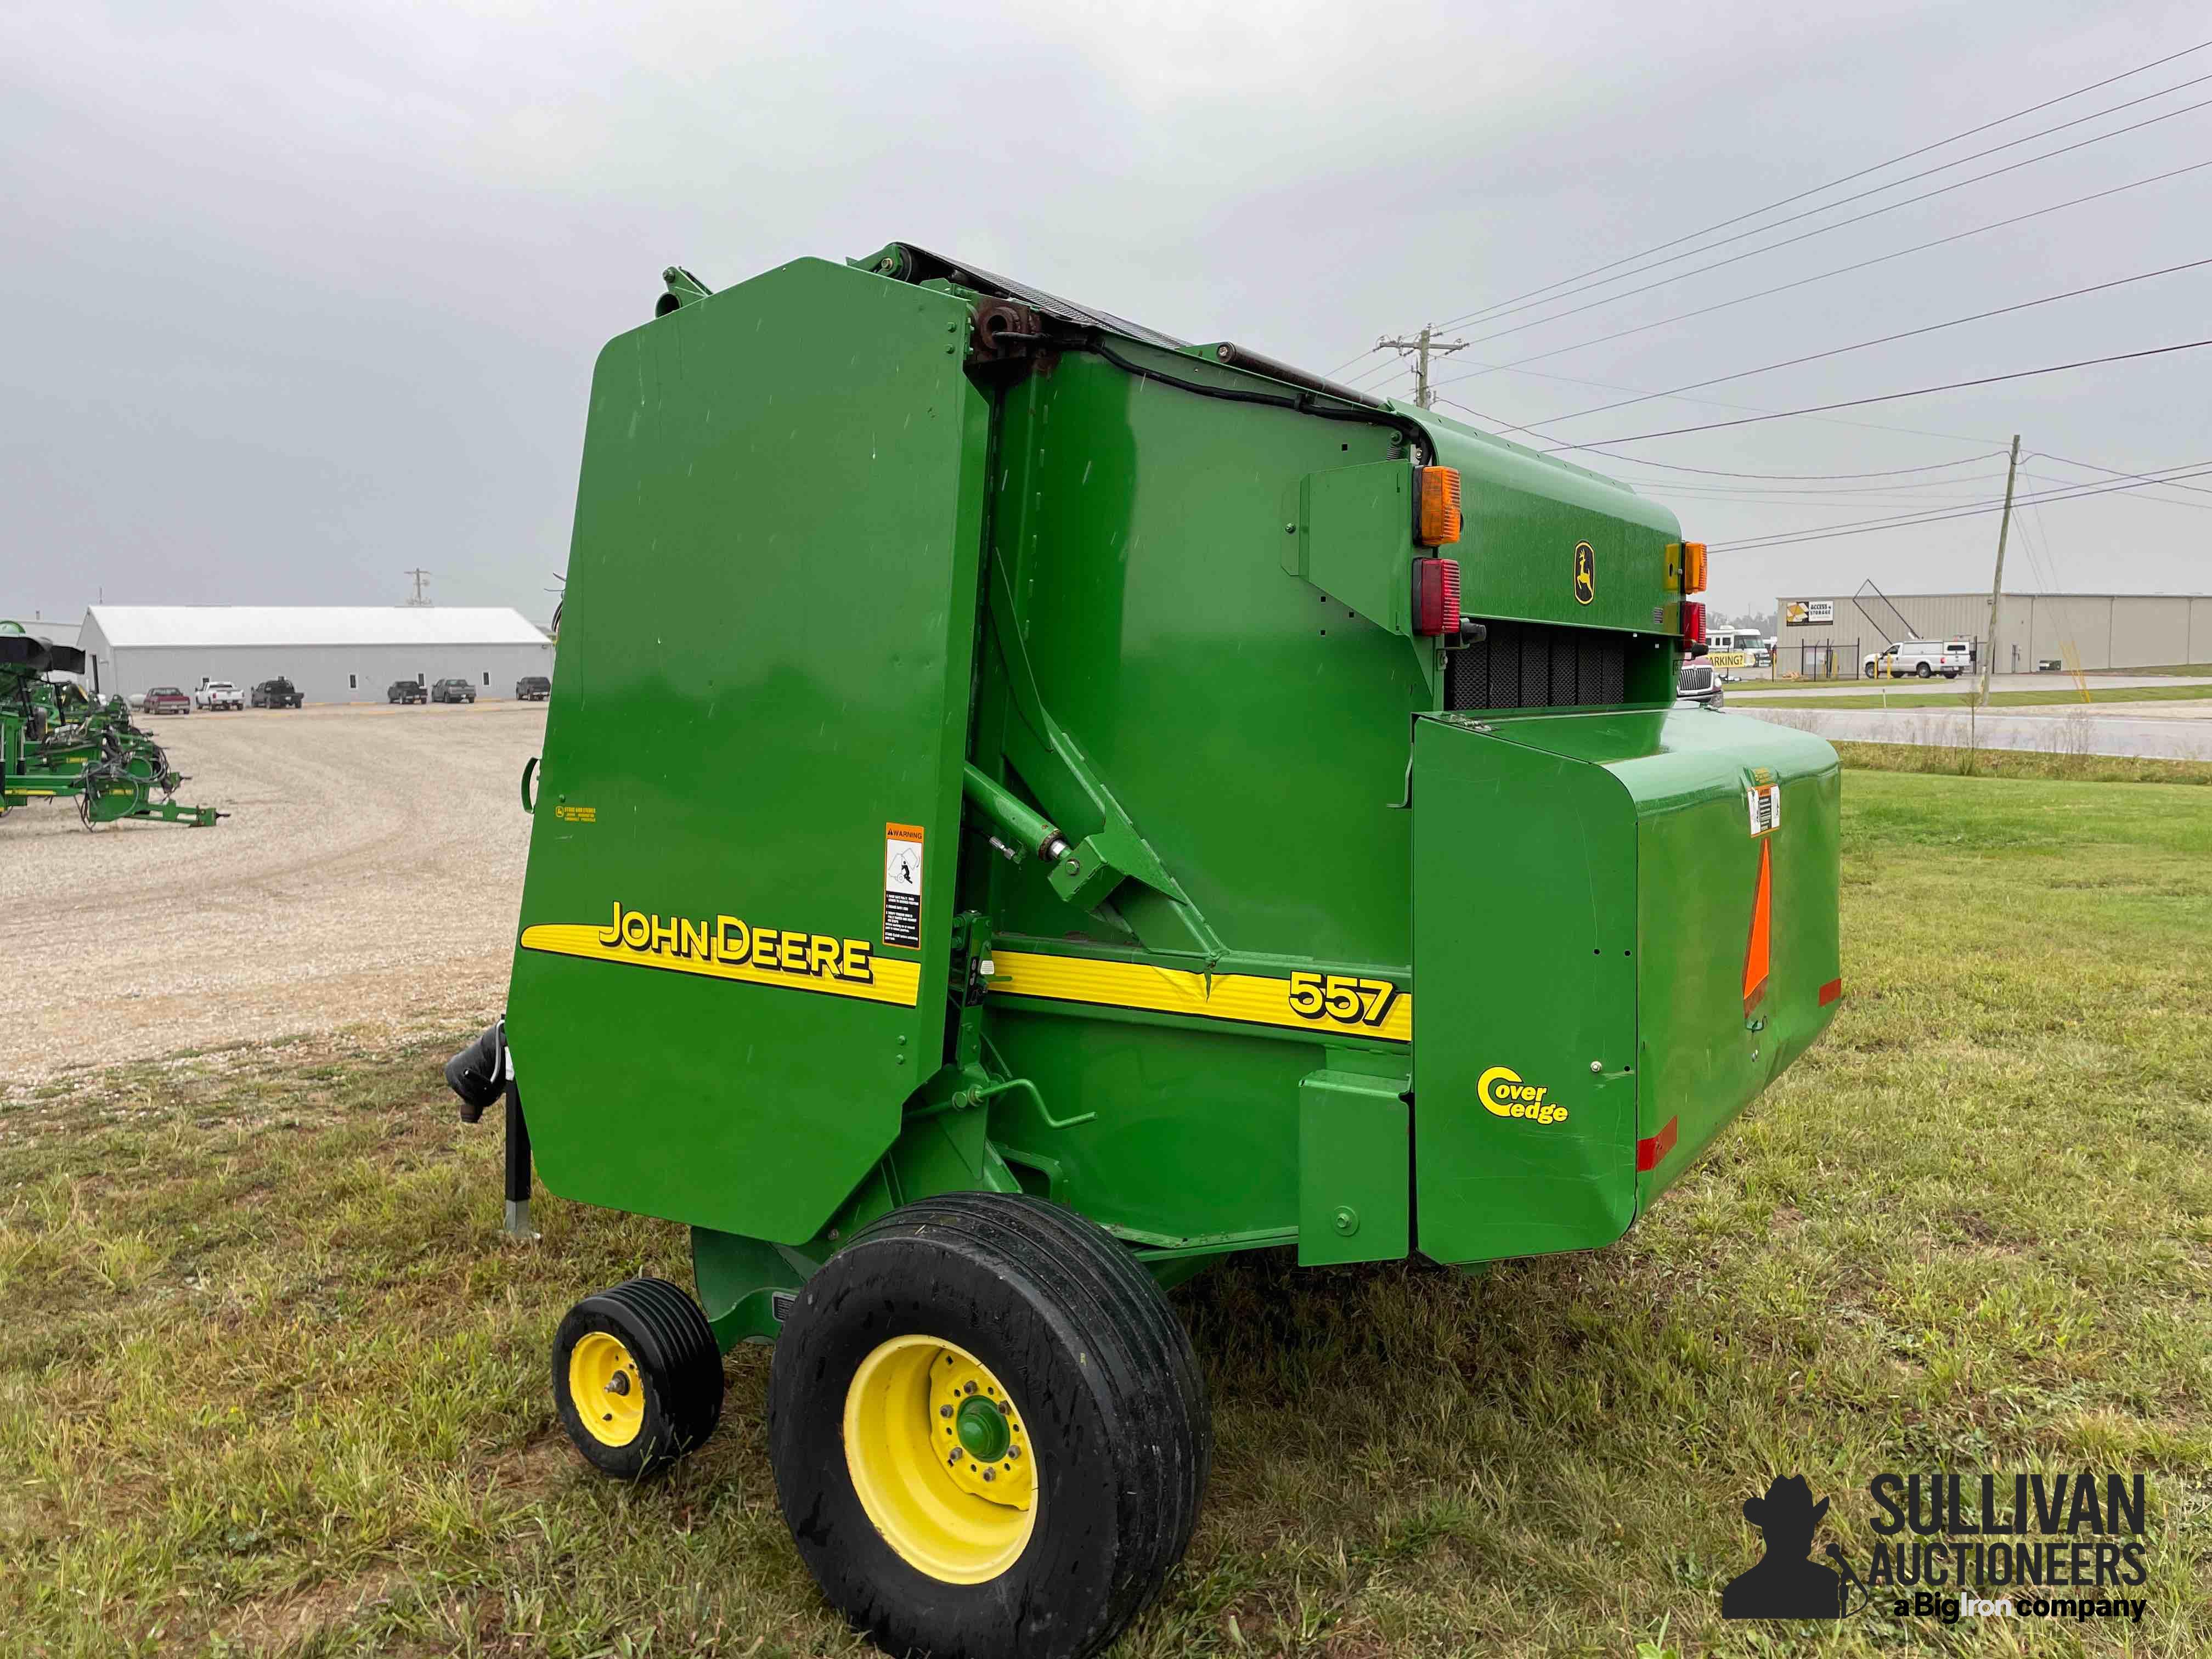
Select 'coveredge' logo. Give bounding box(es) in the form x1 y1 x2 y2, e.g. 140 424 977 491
518 900 921 1007
1479 1065 1569 1125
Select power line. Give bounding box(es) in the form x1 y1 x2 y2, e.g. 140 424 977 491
1428 91 2212 363
1433 375 2007 452
2034 448 2212 499
2022 470 2212 510
1432 157 2212 392
1374 325 1470 408
1529 255 2212 427
1436 48 2212 332
1536 336 2212 454
1544 452 2009 482
1708 459 2212 549
1647 476 2014 500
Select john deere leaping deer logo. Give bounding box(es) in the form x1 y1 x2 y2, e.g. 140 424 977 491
1573 541 1596 605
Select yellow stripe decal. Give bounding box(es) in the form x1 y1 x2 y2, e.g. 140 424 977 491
520 923 921 1007
989 950 1410 1042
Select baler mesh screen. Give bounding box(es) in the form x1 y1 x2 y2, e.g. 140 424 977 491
1446 620 1629 712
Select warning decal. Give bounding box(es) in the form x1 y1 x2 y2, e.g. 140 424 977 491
883 822 924 948
1747 783 1781 837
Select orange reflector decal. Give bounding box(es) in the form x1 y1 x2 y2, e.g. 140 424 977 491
1743 839 1771 1017
1636 1116 1679 1173
1818 977 1842 1007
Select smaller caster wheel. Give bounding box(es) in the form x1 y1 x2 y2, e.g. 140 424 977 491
553 1277 724 1478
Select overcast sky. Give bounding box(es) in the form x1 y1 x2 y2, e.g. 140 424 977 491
5 2 2208 628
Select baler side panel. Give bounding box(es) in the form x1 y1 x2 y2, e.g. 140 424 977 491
1411 717 1639 1264
506 258 990 1243
980 352 1426 969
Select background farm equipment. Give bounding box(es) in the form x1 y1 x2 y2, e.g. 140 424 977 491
2 622 225 828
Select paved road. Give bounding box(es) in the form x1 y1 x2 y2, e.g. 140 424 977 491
1737 703 2212 761
1728 673 2212 700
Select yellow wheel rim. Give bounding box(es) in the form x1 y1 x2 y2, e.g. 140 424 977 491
843 1335 1037 1584
569 1330 646 1447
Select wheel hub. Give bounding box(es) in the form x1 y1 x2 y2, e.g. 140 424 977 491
568 1330 645 1447
843 1335 1037 1584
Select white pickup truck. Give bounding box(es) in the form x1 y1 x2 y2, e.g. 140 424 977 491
1863 640 1972 680
194 678 244 710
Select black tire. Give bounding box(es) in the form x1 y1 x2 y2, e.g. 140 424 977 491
1916 662 1933 678
552 1277 724 1479
1863 662 1877 679
770 1193 1210 1659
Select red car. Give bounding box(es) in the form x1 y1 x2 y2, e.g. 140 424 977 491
142 686 191 715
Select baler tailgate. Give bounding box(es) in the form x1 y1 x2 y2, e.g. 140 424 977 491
505 258 993 1244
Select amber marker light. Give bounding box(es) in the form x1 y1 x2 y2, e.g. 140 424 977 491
1415 467 1462 547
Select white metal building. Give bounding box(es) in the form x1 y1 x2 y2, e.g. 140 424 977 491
1774 591 2212 675
76 606 554 704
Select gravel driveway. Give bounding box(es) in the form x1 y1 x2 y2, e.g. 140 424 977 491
1 702 543 1085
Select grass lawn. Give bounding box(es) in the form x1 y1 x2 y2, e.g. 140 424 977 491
1728 684 2212 712
1826 743 2212 787
3 771 2209 1656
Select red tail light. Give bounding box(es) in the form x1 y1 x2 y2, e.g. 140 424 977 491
1683 599 1707 648
1413 557 1461 636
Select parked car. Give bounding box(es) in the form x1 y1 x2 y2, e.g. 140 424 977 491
194 678 243 710
388 679 427 704
1863 640 1971 680
515 675 551 701
250 677 304 708
430 678 477 704
1675 661 1725 709
142 686 191 715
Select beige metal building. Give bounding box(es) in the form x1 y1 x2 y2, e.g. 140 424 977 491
1774 591 2212 675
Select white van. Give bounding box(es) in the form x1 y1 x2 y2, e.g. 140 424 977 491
1861 640 1971 680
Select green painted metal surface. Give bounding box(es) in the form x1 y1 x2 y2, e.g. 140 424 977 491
506 257 991 1244
1411 708 1840 1263
1296 1066 1411 1266
1421 417 1684 635
495 244 1843 1338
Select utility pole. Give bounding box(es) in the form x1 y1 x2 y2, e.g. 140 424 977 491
1375 324 1470 409
1973 434 2022 747
403 568 434 606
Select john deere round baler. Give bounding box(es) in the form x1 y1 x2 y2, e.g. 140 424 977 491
448 245 1842 1659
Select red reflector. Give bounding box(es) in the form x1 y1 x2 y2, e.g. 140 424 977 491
1413 557 1461 636
1683 599 1707 647
1635 1116 1679 1173
1818 977 1843 1007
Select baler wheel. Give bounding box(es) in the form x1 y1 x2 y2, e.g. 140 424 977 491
768 1192 1210 1659
551 1277 724 1479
